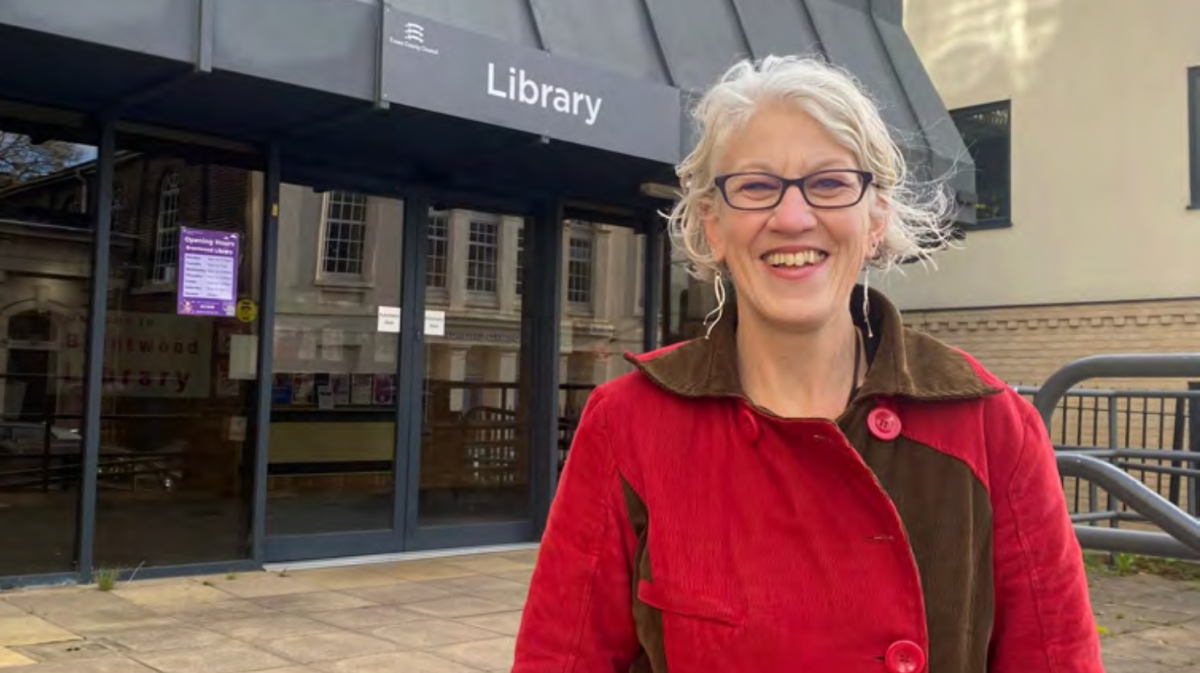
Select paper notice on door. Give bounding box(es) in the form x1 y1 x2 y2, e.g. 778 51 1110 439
317 384 335 410
229 334 258 380
424 309 446 336
377 306 401 333
228 416 247 442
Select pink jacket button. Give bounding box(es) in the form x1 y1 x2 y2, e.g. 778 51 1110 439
885 640 926 673
868 407 901 441
738 407 760 443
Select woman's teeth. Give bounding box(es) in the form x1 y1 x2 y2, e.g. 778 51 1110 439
765 250 827 268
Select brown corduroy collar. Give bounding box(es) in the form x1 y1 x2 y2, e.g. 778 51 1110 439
624 285 1002 404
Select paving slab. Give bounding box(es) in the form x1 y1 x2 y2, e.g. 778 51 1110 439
306 605 425 630
114 582 232 609
89 624 231 653
0 649 36 669
0 616 79 647
130 643 293 673
251 592 376 614
428 637 517 671
256 631 398 664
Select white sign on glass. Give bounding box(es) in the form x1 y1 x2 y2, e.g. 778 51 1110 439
424 310 446 336
378 306 401 333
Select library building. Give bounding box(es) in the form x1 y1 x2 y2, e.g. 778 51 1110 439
0 0 972 586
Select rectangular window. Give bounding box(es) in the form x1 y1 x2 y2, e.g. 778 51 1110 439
426 210 448 289
516 225 525 296
950 100 1011 227
568 235 593 305
466 218 498 293
322 190 368 275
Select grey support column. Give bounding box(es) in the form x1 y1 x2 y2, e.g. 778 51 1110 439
530 199 563 536
250 144 281 562
76 114 116 580
398 189 430 542
642 213 663 353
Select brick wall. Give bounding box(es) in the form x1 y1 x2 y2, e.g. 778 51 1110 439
903 299 1200 390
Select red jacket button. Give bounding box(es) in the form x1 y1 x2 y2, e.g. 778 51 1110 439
738 407 760 443
885 640 926 673
868 407 901 441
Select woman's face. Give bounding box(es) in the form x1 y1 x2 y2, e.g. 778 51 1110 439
703 102 885 333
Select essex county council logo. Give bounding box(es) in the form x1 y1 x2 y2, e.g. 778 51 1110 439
390 21 440 56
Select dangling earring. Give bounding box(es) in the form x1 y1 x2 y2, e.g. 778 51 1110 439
861 268 874 339
703 270 727 340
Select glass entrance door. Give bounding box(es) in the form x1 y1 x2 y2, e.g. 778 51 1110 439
261 188 556 560
263 184 406 560
413 207 532 534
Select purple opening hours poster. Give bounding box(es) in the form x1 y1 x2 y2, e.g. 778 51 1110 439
177 227 240 317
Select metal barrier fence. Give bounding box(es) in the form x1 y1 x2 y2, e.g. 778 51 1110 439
1031 354 1200 559
1014 385 1200 521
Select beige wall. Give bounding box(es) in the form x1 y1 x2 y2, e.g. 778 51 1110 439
884 0 1200 310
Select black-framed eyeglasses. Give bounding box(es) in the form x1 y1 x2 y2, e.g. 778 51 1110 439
713 169 874 211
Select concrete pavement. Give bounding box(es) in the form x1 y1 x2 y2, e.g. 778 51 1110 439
0 549 1196 672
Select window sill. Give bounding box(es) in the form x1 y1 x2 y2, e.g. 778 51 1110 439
314 276 373 290
1186 203 1200 211
958 219 1012 232
465 291 500 310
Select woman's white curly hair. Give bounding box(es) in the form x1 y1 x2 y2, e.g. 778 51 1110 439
665 54 958 282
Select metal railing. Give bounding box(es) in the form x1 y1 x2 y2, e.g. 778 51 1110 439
1028 354 1200 559
1014 386 1200 517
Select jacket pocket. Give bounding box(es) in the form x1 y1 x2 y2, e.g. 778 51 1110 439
636 579 744 626
636 578 745 671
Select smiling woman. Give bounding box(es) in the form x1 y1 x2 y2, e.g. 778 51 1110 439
513 54 1103 673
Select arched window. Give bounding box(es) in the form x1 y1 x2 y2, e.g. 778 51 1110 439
153 171 181 283
7 310 54 343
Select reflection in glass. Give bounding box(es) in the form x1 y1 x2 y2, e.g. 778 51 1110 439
94 140 261 568
266 187 402 536
0 113 95 575
418 208 530 526
556 223 650 474
660 231 711 348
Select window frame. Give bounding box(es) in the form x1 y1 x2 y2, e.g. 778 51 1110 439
425 209 450 292
1189 67 1200 208
315 189 376 287
566 230 594 309
949 99 1013 230
465 214 500 298
515 224 525 297
151 170 182 286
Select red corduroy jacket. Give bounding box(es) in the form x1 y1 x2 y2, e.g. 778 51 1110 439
512 288 1102 672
